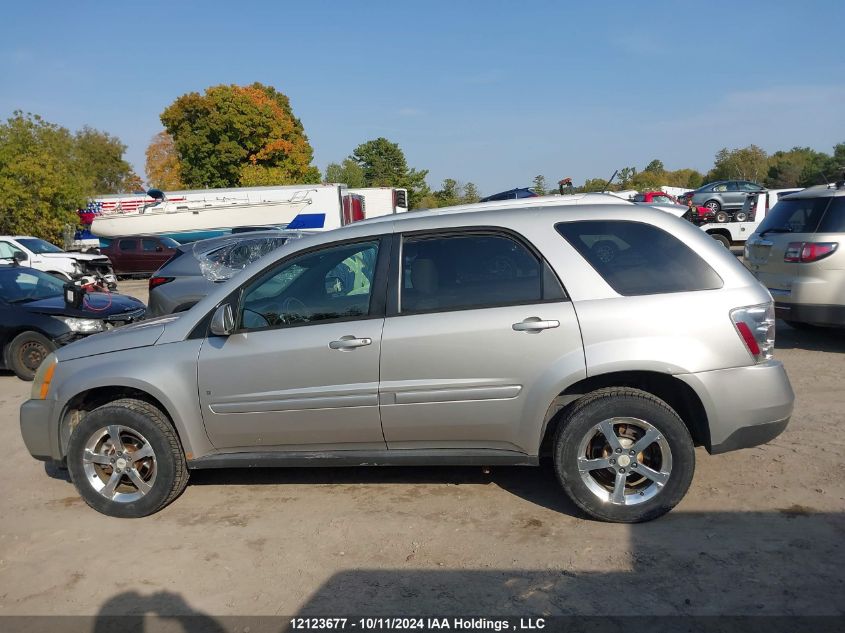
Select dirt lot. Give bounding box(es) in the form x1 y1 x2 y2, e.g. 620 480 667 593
0 279 843 618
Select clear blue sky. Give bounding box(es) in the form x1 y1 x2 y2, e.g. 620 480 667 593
2 1 843 194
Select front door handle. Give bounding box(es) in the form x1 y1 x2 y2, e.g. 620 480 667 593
329 336 372 350
512 317 560 332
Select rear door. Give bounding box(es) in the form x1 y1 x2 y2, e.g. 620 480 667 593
141 238 172 272
378 229 585 454
116 238 139 273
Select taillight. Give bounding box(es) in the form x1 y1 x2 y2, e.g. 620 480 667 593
149 276 174 290
784 242 838 263
730 303 775 363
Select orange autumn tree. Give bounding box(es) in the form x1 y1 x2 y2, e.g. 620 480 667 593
160 83 320 189
145 130 184 190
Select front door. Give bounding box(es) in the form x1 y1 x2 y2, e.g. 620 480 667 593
197 238 388 450
378 230 586 454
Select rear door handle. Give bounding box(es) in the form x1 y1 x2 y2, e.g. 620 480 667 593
512 318 560 332
329 336 372 350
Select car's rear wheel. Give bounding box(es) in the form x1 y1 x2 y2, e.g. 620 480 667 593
714 210 729 223
710 233 731 248
553 388 695 523
6 331 56 381
705 200 721 214
66 398 188 518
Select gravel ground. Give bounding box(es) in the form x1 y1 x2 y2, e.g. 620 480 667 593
0 279 842 618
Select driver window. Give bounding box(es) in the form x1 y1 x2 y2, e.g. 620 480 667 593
240 240 380 331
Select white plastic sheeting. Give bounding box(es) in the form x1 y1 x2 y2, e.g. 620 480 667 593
193 233 305 281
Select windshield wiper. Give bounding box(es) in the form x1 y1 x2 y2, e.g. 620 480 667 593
759 227 793 237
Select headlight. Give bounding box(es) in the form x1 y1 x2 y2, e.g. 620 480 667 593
31 353 58 400
54 316 105 333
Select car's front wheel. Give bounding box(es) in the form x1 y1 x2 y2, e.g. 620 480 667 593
553 388 695 523
6 331 56 381
66 398 188 518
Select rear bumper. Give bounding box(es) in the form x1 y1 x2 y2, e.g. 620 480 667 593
19 399 59 461
774 302 845 327
676 360 794 454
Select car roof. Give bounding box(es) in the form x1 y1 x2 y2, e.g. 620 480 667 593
779 183 845 200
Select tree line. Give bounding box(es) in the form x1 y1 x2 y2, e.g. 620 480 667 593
1 81 843 244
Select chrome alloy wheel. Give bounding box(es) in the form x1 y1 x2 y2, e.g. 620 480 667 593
576 417 672 506
82 425 157 503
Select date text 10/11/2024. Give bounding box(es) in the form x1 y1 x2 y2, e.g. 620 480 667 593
289 618 547 631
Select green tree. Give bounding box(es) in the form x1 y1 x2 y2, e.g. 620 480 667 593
0 112 89 243
74 126 141 194
434 178 462 206
581 177 610 192
618 166 637 188
664 168 703 189
630 170 664 191
532 175 547 196
644 159 665 174
350 137 430 208
463 182 480 203
708 145 768 183
160 82 320 189
324 158 366 187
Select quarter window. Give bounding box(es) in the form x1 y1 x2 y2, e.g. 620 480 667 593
239 240 380 331
400 233 543 314
556 220 723 295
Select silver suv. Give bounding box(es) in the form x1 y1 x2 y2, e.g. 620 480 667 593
20 203 794 523
745 181 845 327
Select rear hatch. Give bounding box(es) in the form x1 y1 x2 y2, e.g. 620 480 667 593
745 195 837 297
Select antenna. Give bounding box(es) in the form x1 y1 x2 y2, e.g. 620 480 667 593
602 170 619 192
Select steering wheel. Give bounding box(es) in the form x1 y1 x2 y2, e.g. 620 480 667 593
282 296 308 317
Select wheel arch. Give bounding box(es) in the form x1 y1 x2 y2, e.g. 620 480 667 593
539 370 711 457
57 385 197 462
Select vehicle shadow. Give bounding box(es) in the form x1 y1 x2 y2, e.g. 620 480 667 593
775 320 845 352
189 464 583 518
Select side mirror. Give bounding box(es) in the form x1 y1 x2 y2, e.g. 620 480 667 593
12 250 28 264
209 304 234 336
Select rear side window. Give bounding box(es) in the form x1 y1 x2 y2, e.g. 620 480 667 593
556 221 723 296
818 197 845 232
756 198 832 234
119 239 137 251
400 233 545 313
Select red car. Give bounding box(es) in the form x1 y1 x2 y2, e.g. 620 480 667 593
633 191 714 223
100 235 180 276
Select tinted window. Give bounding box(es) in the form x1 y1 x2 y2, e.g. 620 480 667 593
119 239 137 251
713 183 728 192
632 194 645 202
0 241 18 259
401 233 542 313
142 239 160 251
740 182 762 191
0 267 64 303
756 198 832 234
556 221 723 296
818 197 845 233
240 240 379 331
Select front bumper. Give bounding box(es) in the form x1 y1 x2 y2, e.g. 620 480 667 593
20 398 58 461
774 302 845 327
676 360 794 454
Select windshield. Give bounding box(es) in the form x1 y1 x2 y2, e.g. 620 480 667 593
16 238 64 254
194 235 296 281
0 267 65 303
756 198 832 235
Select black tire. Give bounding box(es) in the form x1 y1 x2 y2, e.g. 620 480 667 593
734 211 748 222
6 331 56 381
705 199 721 214
553 387 695 523
714 210 729 223
710 233 731 248
66 398 188 518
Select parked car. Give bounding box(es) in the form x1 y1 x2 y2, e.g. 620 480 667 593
631 191 715 223
100 236 180 277
744 182 845 328
478 187 539 202
689 181 766 220
147 230 308 317
20 201 794 522
0 264 145 380
0 236 117 288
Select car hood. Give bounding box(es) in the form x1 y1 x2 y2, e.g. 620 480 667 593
20 293 144 318
40 252 109 262
56 313 183 361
